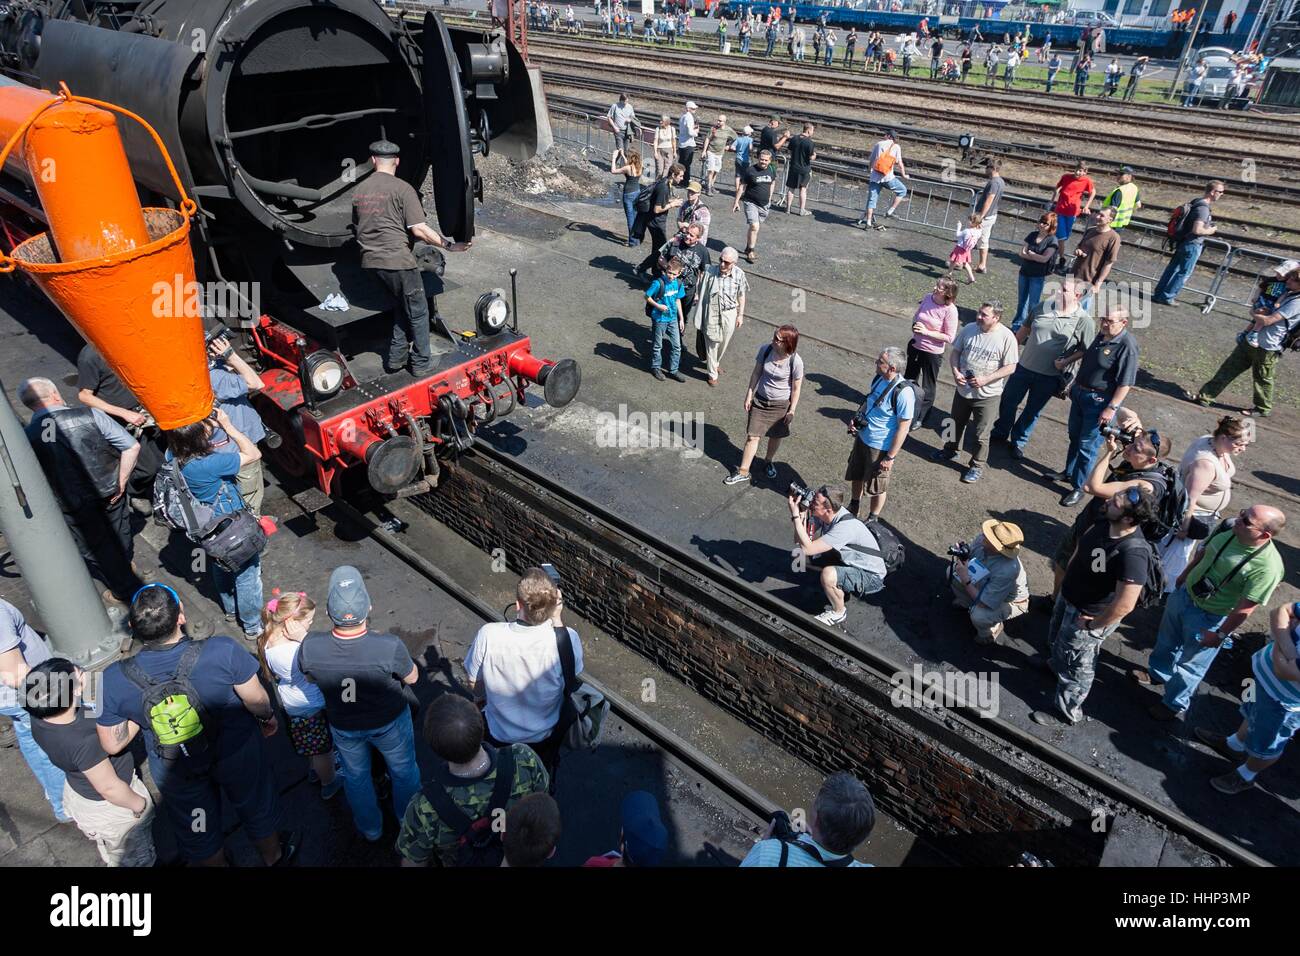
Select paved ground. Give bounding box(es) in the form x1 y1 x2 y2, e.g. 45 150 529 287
429 151 1300 862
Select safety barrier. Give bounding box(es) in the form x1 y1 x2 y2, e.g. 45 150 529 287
547 105 1291 316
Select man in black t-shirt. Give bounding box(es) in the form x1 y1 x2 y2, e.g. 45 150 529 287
782 123 817 217
299 565 421 842
76 343 165 511
733 150 778 264
929 37 944 77
1034 488 1155 726
758 116 789 159
634 163 686 277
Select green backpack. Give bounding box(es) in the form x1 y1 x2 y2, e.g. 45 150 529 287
120 641 214 765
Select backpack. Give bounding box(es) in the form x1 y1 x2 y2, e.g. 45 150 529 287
872 147 897 177
1136 541 1168 610
777 837 855 867
153 459 267 572
842 518 905 576
120 641 215 767
556 626 610 751
1145 461 1189 544
420 745 517 867
634 178 661 214
1278 293 1300 352
859 373 919 420
1165 198 1206 250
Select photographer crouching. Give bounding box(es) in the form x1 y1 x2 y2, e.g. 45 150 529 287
947 520 1030 646
788 483 889 627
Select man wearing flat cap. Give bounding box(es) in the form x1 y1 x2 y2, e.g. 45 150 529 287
351 139 470 376
948 519 1030 645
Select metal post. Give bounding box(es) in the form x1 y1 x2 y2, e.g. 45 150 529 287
0 378 123 667
1168 3 1209 100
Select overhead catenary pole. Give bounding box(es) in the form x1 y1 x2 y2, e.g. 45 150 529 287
1167 3 1209 100
0 378 124 666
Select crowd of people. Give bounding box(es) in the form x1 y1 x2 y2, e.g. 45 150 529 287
564 1 1268 106
607 87 1299 801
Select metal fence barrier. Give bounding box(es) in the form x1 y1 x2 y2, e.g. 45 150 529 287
547 106 1291 317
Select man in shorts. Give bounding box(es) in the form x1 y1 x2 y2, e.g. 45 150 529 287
789 484 889 627
732 149 777 264
700 114 736 197
972 158 1004 273
858 130 908 231
844 346 914 520
782 123 816 217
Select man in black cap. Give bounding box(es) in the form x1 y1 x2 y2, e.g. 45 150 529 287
351 140 470 376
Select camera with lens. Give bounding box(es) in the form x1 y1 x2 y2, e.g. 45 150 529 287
769 809 799 842
789 482 817 510
947 541 972 560
1191 576 1219 602
1100 423 1136 446
848 409 869 435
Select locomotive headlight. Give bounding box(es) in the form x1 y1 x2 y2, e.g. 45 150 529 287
475 290 510 336
303 350 344 398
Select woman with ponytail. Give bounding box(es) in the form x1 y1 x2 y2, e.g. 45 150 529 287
257 590 340 798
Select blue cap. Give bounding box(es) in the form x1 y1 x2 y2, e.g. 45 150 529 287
621 790 668 866
326 566 371 626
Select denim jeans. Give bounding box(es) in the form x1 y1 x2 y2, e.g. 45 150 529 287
622 187 640 240
1154 240 1203 303
1064 386 1110 490
331 710 421 839
866 175 907 213
1147 585 1228 714
210 553 264 636
1048 597 1120 722
1012 272 1046 331
1055 214 1076 241
1182 86 1202 107
651 319 681 373
741 34 751 54
0 704 68 820
992 365 1058 450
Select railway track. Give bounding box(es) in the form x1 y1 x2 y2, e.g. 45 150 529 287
348 437 1272 866
538 63 1300 205
525 40 1300 157
544 85 1300 251
406 6 1300 135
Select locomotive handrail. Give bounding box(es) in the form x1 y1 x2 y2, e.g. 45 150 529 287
0 81 196 273
226 106 400 140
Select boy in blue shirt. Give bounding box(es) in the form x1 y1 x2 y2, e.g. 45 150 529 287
646 257 687 382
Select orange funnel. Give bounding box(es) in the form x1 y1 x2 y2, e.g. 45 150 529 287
0 83 212 429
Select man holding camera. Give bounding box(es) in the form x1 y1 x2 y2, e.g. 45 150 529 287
1135 505 1286 722
741 772 875 867
949 520 1030 646
1034 488 1156 726
1054 308 1138 507
789 485 888 627
1049 413 1172 601
845 347 914 521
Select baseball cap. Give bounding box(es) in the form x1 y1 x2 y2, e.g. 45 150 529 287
980 520 1025 557
686 180 702 193
620 790 668 866
1120 165 1135 176
885 128 899 140
1271 259 1300 277
326 565 372 626
685 101 698 110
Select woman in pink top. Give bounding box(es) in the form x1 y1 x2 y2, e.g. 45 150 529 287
904 276 959 429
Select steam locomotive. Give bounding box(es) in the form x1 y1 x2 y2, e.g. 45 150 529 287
0 0 579 497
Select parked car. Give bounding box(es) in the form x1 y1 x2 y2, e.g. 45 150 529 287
1065 10 1118 28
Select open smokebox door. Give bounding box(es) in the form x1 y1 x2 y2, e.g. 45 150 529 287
422 12 549 244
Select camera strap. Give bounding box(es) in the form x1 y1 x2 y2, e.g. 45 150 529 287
1199 533 1267 595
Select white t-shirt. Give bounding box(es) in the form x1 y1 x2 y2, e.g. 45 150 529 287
264 640 325 717
867 140 901 183
465 621 584 744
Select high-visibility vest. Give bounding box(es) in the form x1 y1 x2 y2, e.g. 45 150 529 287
1104 181 1140 229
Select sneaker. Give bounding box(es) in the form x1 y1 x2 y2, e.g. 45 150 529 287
1029 708 1072 727
930 447 958 462
864 513 881 525
855 218 868 228
722 471 751 486
765 461 778 479
1009 445 1026 460
1209 769 1255 795
961 465 983 483
271 830 302 867
885 208 898 219
1194 727 1242 761
320 777 344 801
814 608 848 626
668 370 686 382
652 368 665 381
799 209 812 216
